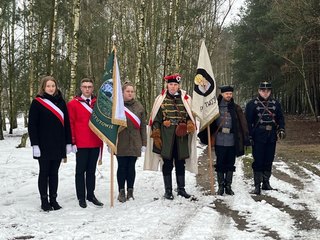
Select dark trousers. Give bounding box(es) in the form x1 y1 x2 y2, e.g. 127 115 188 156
214 145 236 172
252 141 276 171
116 156 137 191
38 158 61 197
75 148 100 200
162 140 186 176
162 158 186 176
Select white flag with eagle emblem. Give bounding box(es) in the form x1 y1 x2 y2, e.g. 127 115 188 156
192 41 219 132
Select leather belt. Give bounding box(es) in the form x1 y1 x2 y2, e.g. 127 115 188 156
258 125 273 131
218 127 233 134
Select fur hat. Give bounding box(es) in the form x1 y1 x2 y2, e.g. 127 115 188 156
219 85 234 93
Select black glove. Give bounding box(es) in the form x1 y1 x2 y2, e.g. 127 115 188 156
277 129 286 140
244 136 251 146
249 136 254 146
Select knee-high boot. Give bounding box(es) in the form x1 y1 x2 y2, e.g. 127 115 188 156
252 171 263 195
163 175 174 200
262 171 274 190
225 171 234 195
176 175 191 199
217 172 225 195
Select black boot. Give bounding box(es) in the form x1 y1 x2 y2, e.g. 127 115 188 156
41 195 53 211
49 194 62 210
262 171 274 190
163 175 174 200
217 172 225 195
176 175 191 199
252 171 263 195
225 171 234 195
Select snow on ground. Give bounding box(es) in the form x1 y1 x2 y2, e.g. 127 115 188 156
0 118 319 240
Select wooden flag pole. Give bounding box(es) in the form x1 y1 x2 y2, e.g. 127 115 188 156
207 126 215 195
110 149 114 207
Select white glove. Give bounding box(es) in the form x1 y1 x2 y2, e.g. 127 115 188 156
141 146 146 152
107 146 111 153
66 144 72 154
33 145 41 157
72 145 77 153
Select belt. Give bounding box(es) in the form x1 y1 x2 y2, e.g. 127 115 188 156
218 127 233 134
258 125 274 131
168 119 180 125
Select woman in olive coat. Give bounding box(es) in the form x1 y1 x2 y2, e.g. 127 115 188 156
116 81 147 202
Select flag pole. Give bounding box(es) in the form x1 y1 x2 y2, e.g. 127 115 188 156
207 126 215 194
110 148 114 207
109 34 117 208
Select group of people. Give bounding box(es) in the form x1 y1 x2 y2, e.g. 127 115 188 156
28 74 285 212
198 81 285 196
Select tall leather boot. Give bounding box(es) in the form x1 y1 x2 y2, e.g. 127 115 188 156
262 171 274 190
252 171 263 195
163 175 174 200
225 171 234 195
217 172 225 195
41 195 53 211
49 193 62 210
176 175 191 199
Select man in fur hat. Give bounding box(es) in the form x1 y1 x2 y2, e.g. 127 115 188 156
144 74 197 200
198 85 249 195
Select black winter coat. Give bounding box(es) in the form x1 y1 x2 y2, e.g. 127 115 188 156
28 91 72 160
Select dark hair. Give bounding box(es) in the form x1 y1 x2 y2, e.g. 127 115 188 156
80 78 94 85
122 81 135 92
37 76 58 96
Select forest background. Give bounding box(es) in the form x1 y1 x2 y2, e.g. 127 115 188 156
0 0 319 140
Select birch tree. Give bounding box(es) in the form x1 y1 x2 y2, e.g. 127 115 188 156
69 0 81 100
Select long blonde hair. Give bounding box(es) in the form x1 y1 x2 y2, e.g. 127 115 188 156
37 76 58 96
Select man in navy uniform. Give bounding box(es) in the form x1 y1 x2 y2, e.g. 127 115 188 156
245 82 285 195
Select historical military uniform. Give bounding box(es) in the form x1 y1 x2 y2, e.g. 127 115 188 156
245 82 285 194
198 85 249 195
144 74 197 200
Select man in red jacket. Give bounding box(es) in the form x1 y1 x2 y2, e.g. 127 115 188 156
67 78 104 208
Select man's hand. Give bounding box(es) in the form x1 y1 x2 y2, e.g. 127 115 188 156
277 129 286 140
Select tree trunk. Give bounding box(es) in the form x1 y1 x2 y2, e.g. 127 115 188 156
69 0 81 100
135 0 145 101
8 0 16 134
47 0 58 75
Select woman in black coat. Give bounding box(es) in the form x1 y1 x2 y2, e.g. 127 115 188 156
28 76 72 211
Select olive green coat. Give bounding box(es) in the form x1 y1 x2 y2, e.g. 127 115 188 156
116 99 147 157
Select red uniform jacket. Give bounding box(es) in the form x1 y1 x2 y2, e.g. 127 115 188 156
67 96 102 148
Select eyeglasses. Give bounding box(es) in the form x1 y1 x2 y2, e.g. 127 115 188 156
81 85 93 89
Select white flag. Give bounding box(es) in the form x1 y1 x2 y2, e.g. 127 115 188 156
192 41 219 132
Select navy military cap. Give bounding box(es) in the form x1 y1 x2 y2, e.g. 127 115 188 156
219 85 234 93
259 81 272 89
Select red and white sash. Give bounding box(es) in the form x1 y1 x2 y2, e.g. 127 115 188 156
35 97 64 126
77 99 93 114
124 107 141 129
